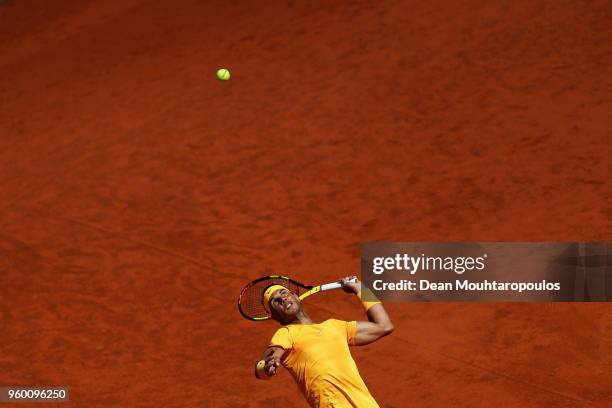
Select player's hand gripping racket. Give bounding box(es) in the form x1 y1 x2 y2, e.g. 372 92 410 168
238 275 357 321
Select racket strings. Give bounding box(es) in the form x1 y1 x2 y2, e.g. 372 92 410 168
239 278 305 319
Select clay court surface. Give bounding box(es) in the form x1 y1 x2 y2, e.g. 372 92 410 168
1 0 611 406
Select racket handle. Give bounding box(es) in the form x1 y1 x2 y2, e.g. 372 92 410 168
320 277 357 292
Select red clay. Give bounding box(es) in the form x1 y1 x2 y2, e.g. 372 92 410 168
1 0 611 407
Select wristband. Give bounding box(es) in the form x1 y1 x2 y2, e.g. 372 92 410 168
362 299 382 311
255 360 270 380
357 288 381 311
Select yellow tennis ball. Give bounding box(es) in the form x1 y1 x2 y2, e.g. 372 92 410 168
216 68 230 81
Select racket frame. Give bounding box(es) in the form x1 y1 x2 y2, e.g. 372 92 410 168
237 275 355 321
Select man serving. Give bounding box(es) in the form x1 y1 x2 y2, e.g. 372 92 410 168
254 276 394 407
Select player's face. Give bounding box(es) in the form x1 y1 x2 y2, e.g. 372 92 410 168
269 288 300 319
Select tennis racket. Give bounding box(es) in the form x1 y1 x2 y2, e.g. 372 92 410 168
237 275 356 321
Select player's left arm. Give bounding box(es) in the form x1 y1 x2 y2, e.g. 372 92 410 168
341 276 394 346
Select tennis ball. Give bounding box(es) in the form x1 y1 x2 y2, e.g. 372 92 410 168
216 68 230 81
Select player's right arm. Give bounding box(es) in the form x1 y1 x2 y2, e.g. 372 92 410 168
341 276 394 345
254 346 285 379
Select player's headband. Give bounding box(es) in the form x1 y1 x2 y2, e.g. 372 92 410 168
263 285 287 314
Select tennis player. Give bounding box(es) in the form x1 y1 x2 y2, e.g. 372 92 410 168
254 276 393 407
